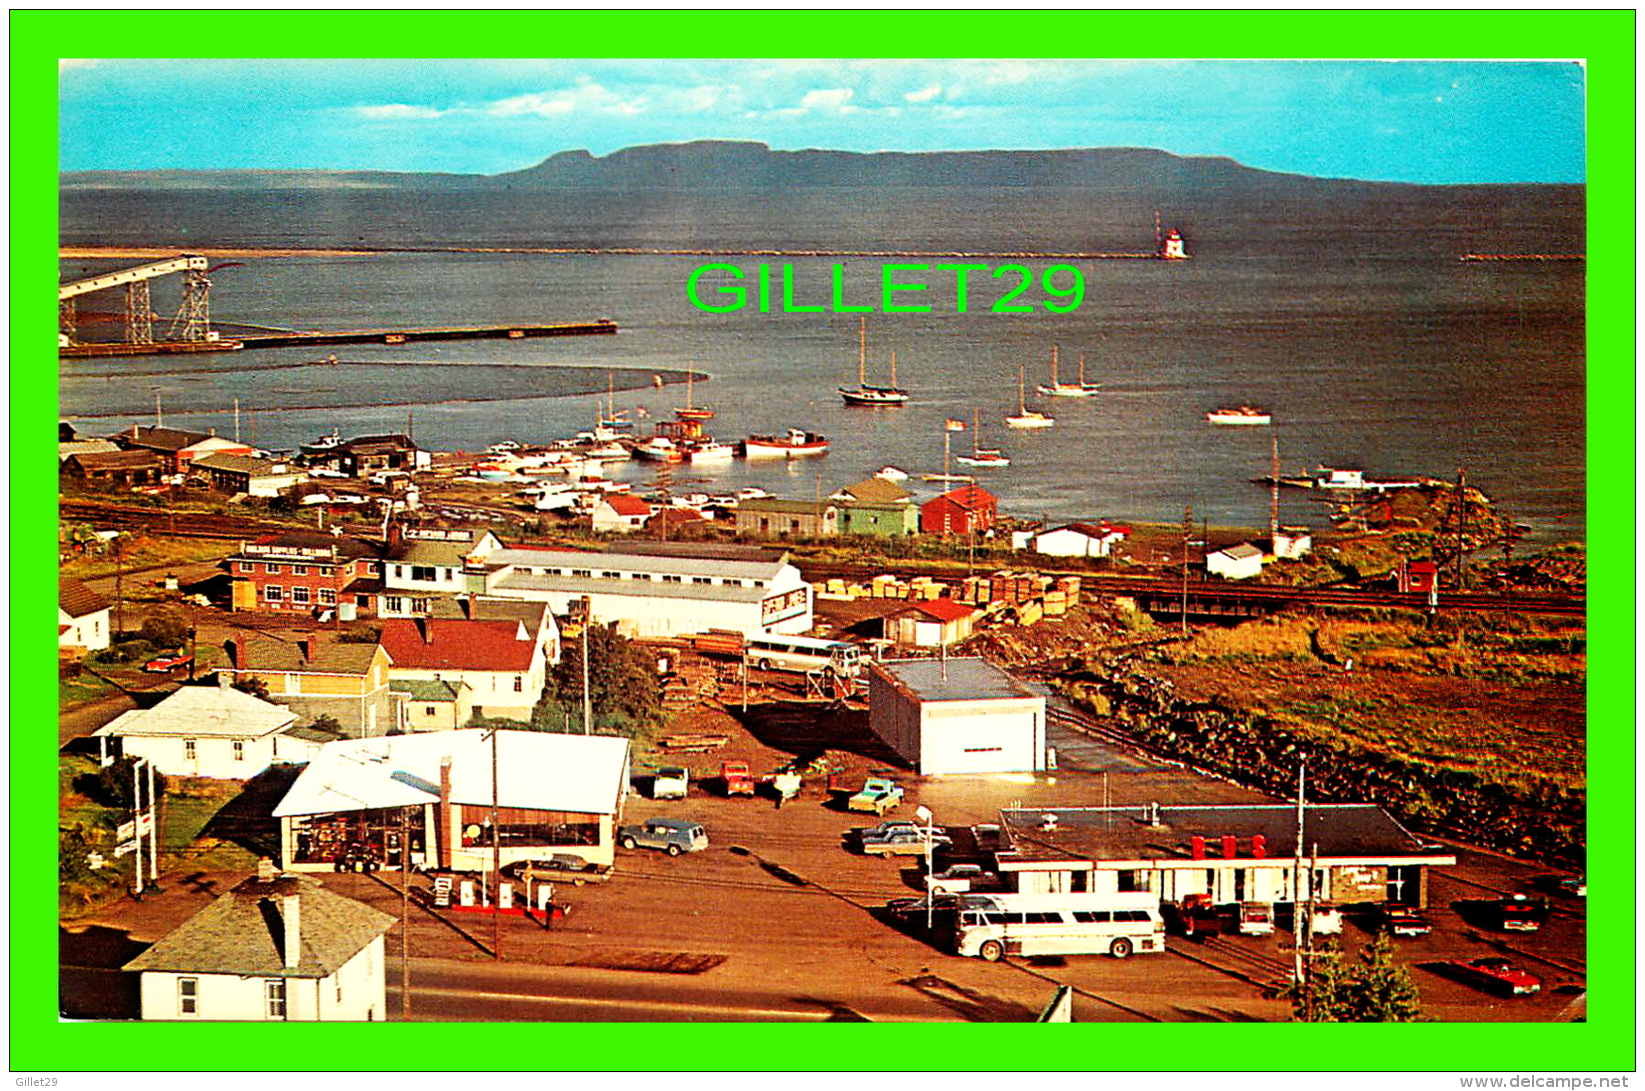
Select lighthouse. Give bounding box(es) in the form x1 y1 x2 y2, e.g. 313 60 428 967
1159 228 1188 260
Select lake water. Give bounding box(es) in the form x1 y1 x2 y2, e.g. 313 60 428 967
59 185 1585 542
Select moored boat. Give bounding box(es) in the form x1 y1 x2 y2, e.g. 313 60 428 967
954 409 1010 467
300 429 343 457
839 318 909 406
633 436 683 462
1005 364 1055 429
1206 405 1272 426
743 428 831 458
684 439 736 463
1037 347 1101 398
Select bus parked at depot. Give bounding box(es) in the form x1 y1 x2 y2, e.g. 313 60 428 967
744 633 863 677
953 893 1166 961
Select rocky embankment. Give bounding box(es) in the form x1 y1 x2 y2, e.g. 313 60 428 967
1056 660 1585 869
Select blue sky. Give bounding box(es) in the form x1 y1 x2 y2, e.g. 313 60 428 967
58 59 1586 184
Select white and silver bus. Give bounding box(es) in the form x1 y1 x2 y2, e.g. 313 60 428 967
953 893 1166 961
745 634 862 677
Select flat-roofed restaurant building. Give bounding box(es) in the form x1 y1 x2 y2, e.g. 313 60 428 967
868 657 1046 775
470 540 812 639
273 729 631 873
995 804 1456 909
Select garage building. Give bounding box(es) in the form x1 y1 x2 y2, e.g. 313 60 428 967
867 657 1046 775
993 804 1456 908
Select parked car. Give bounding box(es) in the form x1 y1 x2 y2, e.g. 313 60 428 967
142 653 194 673
1308 904 1343 936
1557 876 1587 898
719 761 755 798
1494 894 1549 933
859 820 919 841
861 828 948 857
618 817 708 856
927 864 1004 895
652 766 689 801
847 777 904 815
971 824 1007 853
1445 957 1542 996
1379 905 1433 937
1238 902 1275 936
501 854 611 886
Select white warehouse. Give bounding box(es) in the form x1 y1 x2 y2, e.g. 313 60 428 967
467 540 813 639
867 657 1047 776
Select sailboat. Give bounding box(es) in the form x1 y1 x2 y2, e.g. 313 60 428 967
955 409 1010 467
1005 364 1055 429
839 318 909 406
1037 345 1101 398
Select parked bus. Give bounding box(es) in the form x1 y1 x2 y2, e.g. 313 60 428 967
745 634 862 677
953 893 1166 961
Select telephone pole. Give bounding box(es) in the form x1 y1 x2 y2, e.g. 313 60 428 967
1180 504 1192 637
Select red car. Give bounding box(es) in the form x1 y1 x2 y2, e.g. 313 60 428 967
1381 906 1433 937
1445 957 1542 996
142 653 194 673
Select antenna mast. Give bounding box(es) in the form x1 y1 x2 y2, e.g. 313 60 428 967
1271 431 1281 545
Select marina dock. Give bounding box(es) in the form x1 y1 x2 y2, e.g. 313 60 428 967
59 319 618 359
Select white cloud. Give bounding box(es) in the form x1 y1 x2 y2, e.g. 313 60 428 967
799 88 855 111
905 84 943 103
487 81 648 119
355 103 446 121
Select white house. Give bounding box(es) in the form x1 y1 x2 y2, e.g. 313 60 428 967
1033 522 1131 559
191 452 309 498
273 729 632 872
377 615 548 723
591 494 654 533
92 681 327 779
1206 542 1265 580
379 528 504 617
867 657 1047 776
1271 528 1314 560
473 541 813 639
123 860 396 1022
59 577 111 652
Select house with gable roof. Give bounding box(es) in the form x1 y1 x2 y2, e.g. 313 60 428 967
59 577 111 651
92 678 326 778
123 858 396 1022
377 616 547 723
218 635 394 738
832 477 918 537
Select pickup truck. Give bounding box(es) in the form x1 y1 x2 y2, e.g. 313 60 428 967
847 777 904 815
652 766 689 801
720 761 755 798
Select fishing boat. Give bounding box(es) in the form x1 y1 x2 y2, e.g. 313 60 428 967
921 472 975 483
1005 364 1055 429
743 428 831 459
1037 346 1101 398
875 466 909 481
1205 405 1272 426
839 318 909 406
955 411 1010 468
633 436 683 462
300 429 343 457
684 439 736 463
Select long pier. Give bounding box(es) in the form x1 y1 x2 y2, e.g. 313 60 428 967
1459 253 1585 263
58 319 617 359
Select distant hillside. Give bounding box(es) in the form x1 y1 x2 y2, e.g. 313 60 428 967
64 141 1390 192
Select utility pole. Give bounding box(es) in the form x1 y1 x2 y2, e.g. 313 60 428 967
489 727 501 960
1270 432 1281 547
581 624 593 735
1180 504 1192 637
112 533 125 639
400 804 412 1020
1292 760 1311 1014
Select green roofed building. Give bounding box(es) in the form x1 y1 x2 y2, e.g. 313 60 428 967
832 478 918 538
390 678 475 732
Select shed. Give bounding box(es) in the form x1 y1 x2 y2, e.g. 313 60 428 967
867 657 1046 775
1033 522 1131 559
884 598 978 647
591 494 654 534
59 577 112 651
1206 542 1264 580
919 485 997 537
734 498 838 539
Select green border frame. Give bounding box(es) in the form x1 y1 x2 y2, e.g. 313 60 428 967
13 10 1634 1073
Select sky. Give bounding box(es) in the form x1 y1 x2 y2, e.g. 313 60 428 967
57 59 1587 184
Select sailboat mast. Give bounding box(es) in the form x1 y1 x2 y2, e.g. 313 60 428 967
1018 364 1026 413
889 349 898 388
858 317 867 386
1078 353 1086 386
1051 344 1060 387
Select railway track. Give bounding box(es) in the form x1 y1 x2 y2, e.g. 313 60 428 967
798 560 1583 618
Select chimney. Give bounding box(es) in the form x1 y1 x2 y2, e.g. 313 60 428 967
436 757 454 870
1190 835 1206 860
1221 834 1238 860
257 857 277 881
1251 834 1268 859
217 669 232 690
280 886 302 969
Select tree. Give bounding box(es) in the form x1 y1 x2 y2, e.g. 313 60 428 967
548 626 662 734
71 756 168 811
1290 934 1425 1022
138 609 190 650
232 675 270 700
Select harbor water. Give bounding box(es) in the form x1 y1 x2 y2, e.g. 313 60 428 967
58 184 1585 543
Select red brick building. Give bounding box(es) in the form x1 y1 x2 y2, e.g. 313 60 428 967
919 484 998 537
228 532 383 617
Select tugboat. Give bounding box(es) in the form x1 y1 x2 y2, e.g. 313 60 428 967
839 318 909 406
1205 406 1272 426
743 428 831 459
